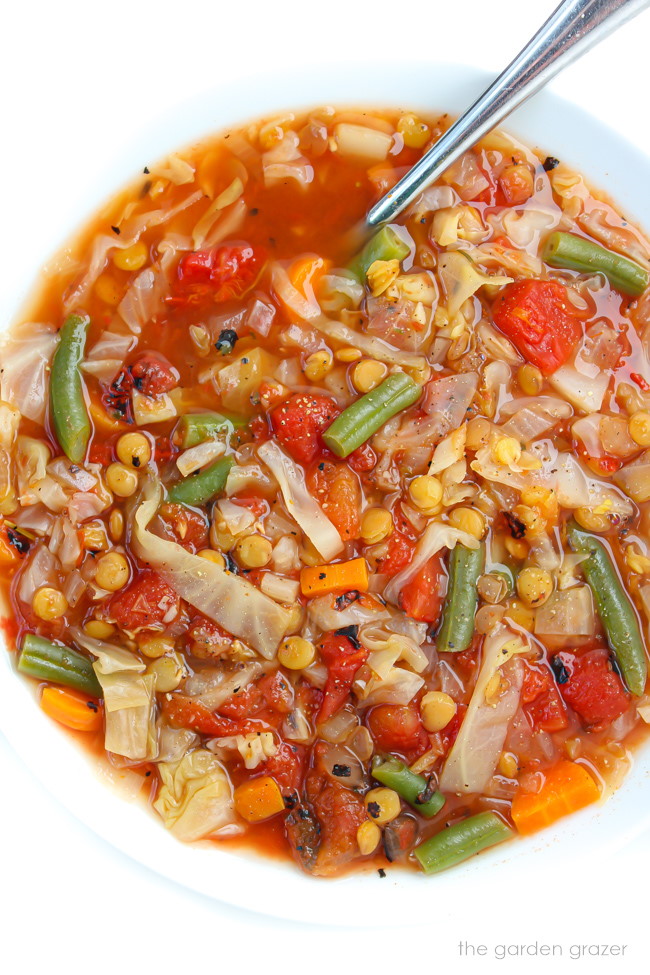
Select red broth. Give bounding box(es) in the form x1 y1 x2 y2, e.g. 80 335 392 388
1 105 650 877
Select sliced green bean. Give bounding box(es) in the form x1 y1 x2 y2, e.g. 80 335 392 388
167 456 234 507
50 313 91 463
175 411 247 449
542 231 649 298
372 756 445 818
414 811 513 875
322 373 421 458
18 634 102 697
567 521 647 695
437 542 485 653
348 225 411 282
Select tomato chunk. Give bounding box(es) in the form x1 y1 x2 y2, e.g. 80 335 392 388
270 392 340 465
521 662 568 733
109 570 179 630
162 694 268 737
130 352 178 396
492 279 582 375
318 631 369 722
556 648 629 727
307 460 361 541
366 703 429 761
399 553 445 624
219 670 293 721
159 503 209 552
171 242 266 306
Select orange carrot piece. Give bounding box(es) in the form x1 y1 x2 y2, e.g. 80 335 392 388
40 685 104 732
300 557 369 598
511 760 600 836
234 775 286 823
289 255 331 297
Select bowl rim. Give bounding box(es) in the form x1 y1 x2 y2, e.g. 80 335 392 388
1 59 650 926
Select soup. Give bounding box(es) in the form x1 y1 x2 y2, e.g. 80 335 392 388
2 105 650 878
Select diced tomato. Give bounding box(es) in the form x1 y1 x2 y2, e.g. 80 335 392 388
492 279 582 375
521 662 568 733
249 414 270 443
307 460 361 541
219 670 294 722
366 703 430 761
348 442 377 473
382 815 419 862
154 436 177 464
318 632 369 722
631 372 650 392
109 569 180 630
556 648 629 728
498 164 534 205
162 694 269 737
258 741 306 794
88 441 114 466
230 495 269 518
187 614 231 658
270 392 340 465
130 352 178 396
374 504 416 577
159 503 209 552
399 553 445 624
170 242 266 306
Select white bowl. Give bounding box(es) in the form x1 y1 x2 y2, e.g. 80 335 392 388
1 61 649 926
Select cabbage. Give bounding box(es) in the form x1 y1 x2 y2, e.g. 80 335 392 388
176 441 225 477
257 441 343 561
333 124 392 163
355 666 424 708
428 425 466 476
208 731 277 770
384 522 479 606
0 322 59 423
534 586 595 636
183 662 263 711
307 593 391 632
549 363 609 414
613 451 650 502
153 749 236 841
263 132 314 186
132 479 289 657
149 153 195 185
439 624 525 794
438 251 512 318
359 625 429 677
502 404 567 443
95 667 156 761
71 628 146 673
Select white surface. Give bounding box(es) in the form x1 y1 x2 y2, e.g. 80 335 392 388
1 0 650 970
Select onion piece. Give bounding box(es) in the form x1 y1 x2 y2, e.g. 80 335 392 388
132 479 290 657
334 123 392 163
257 441 343 561
549 363 609 414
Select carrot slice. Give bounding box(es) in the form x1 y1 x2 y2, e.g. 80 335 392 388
511 760 600 836
300 557 369 597
40 685 103 732
234 776 286 823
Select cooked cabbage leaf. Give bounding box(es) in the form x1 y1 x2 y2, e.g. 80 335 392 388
153 749 236 841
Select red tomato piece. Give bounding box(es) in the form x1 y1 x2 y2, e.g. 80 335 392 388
88 442 114 467
492 279 582 375
258 741 306 794
171 242 266 306
318 632 369 722
374 504 416 577
159 503 209 553
130 352 178 396
219 670 294 721
521 662 568 733
109 570 179 630
248 414 270 443
230 495 269 518
399 553 445 624
556 648 629 727
366 703 429 761
440 703 467 752
348 442 377 472
162 694 268 737
270 392 340 465
307 460 361 541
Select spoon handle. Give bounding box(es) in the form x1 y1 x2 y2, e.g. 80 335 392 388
367 0 650 228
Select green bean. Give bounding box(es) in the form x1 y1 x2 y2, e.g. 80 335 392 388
18 634 102 697
348 225 411 282
372 756 445 818
567 521 647 695
167 456 234 507
436 542 485 653
542 231 649 298
175 411 247 449
322 373 421 458
50 313 91 463
414 811 513 875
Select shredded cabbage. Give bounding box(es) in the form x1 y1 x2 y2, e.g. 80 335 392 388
153 749 235 841
0 322 59 424
534 586 595 636
132 479 290 657
440 624 525 794
438 251 512 317
258 441 343 561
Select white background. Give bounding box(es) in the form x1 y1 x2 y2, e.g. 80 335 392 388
1 1 649 972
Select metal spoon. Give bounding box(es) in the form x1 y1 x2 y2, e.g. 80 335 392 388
367 0 650 230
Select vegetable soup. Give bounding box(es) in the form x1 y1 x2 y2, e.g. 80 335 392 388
2 105 650 877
